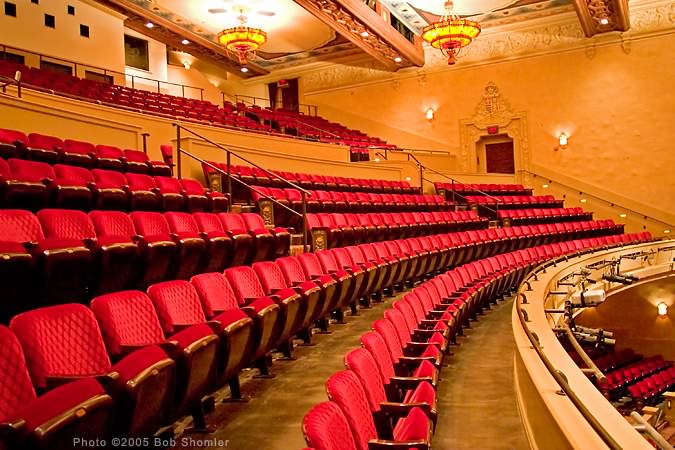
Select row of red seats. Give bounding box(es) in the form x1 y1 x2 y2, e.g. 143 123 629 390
252 188 453 225
1 222 552 449
0 61 394 151
498 207 593 224
465 195 562 207
628 367 675 406
307 215 624 250
600 355 671 396
0 209 288 314
434 182 532 196
203 162 417 195
301 235 652 450
0 127 171 173
591 348 641 373
0 158 225 212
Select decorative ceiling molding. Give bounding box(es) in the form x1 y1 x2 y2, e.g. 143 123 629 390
293 0 425 70
302 0 675 94
95 0 269 77
572 0 630 36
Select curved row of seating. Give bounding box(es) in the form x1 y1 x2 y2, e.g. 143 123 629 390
203 162 418 195
306 215 624 250
598 355 672 400
0 158 226 212
0 127 171 173
252 188 454 226
434 182 532 197
0 204 651 450
627 367 675 406
0 61 395 153
497 207 593 224
465 194 563 208
300 234 654 450
0 209 288 314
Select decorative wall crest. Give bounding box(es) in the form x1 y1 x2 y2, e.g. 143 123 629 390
472 82 516 129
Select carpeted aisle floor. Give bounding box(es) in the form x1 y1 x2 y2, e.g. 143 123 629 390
173 294 530 450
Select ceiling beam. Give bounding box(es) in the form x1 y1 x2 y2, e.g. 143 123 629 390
95 0 268 77
572 0 630 37
293 0 425 71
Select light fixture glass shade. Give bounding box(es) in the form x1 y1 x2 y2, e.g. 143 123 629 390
217 26 267 64
657 302 668 316
559 132 569 146
420 1 481 65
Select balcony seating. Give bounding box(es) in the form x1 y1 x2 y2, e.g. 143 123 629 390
91 289 219 428
225 266 299 372
165 212 229 273
242 212 291 259
219 213 270 264
10 303 176 437
497 207 593 225
0 325 113 450
434 182 532 198
26 133 61 163
130 211 205 280
325 370 432 450
62 139 96 167
253 261 321 345
190 272 255 399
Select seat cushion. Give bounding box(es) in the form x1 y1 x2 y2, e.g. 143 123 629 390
169 323 214 349
247 297 277 313
16 377 106 430
37 238 86 251
392 406 430 441
111 345 169 383
412 359 437 379
212 308 249 327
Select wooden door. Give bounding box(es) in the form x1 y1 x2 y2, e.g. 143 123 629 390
485 141 515 174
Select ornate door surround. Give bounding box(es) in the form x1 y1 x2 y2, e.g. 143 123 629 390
459 82 530 183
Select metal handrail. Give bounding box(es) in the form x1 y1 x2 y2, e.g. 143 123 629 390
178 149 301 218
517 169 675 229
0 71 20 97
234 94 318 116
0 43 204 99
173 123 310 248
177 148 307 248
290 118 342 139
629 411 673 450
377 150 499 214
172 123 312 195
516 263 622 450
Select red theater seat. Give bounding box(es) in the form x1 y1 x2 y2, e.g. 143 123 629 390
62 139 96 167
131 211 205 280
10 304 176 437
0 325 113 450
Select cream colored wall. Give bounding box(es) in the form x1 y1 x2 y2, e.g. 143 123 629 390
302 33 675 223
0 0 125 72
123 27 167 90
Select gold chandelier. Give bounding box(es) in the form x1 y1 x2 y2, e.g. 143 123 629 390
217 10 267 65
420 1 481 65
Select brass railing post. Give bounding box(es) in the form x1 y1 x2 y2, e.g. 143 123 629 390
176 125 182 179
141 132 150 154
301 190 308 250
226 150 232 202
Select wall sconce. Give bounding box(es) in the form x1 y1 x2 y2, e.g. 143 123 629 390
405 176 412 182
182 60 191 70
425 108 435 122
657 302 668 317
555 132 569 151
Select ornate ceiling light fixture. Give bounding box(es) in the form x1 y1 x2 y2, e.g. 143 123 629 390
217 8 267 65
420 0 481 65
